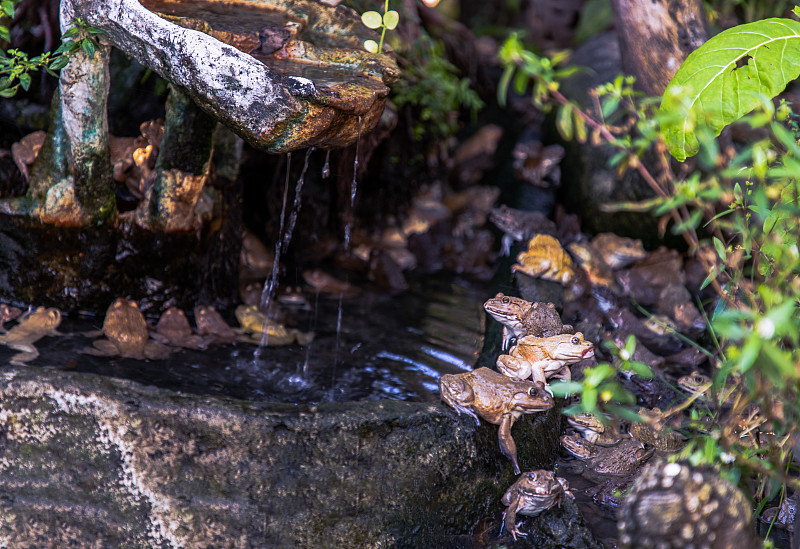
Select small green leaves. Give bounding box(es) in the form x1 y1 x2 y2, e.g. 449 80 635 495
364 40 378 54
81 37 96 57
360 1 399 53
1 0 14 18
361 11 382 29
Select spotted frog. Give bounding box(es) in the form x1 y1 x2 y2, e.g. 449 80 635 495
496 333 594 385
567 412 629 446
511 234 575 285
560 436 654 479
235 305 314 346
483 293 573 351
439 367 554 474
85 298 171 360
0 306 61 364
151 307 207 350
501 469 573 540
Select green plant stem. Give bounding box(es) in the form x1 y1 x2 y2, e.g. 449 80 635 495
378 0 388 51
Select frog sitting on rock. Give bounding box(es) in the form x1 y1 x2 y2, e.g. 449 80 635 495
483 293 573 351
84 298 171 360
439 367 554 474
501 469 573 540
496 332 594 385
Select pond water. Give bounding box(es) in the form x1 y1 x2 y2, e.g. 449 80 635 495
2 274 486 404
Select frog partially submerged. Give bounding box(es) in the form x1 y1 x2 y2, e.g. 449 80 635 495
512 234 575 285
235 305 314 346
501 469 573 540
496 333 594 385
0 306 62 364
84 298 171 360
483 293 573 351
439 367 554 474
560 436 654 480
567 412 629 446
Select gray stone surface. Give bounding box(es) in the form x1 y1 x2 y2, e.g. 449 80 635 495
0 365 562 548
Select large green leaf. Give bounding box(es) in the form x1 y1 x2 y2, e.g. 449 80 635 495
660 18 800 161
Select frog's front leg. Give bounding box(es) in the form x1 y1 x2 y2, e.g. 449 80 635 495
501 327 514 352
498 414 520 475
496 355 531 380
8 343 38 365
501 501 526 540
550 364 571 383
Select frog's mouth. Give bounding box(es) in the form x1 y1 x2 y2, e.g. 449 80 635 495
582 347 594 358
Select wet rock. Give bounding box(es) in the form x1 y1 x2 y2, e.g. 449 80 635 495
0 365 562 547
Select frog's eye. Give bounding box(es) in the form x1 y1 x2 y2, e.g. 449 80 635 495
501 296 509 304
509 336 518 347
528 472 536 480
527 387 538 396
571 337 580 345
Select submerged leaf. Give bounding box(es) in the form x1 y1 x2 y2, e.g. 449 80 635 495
660 18 800 161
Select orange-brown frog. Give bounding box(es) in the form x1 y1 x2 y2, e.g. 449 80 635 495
85 298 171 360
151 307 207 350
0 306 62 364
501 469 574 540
483 293 573 351
193 305 238 345
496 333 594 385
511 234 575 285
590 233 647 269
439 367 554 474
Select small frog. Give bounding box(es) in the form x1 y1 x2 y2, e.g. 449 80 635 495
194 305 238 345
567 412 629 446
235 305 314 346
501 469 573 540
0 306 62 364
151 307 207 350
483 293 573 351
302 269 359 298
512 234 575 285
85 298 171 360
488 205 557 255
566 240 619 290
560 436 654 478
590 233 648 269
439 367 554 474
628 407 685 452
496 333 594 385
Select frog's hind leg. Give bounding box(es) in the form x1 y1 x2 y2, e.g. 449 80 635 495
8 344 38 365
498 415 521 474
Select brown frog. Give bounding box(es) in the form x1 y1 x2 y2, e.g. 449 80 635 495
590 233 648 269
501 469 573 540
488 205 557 255
567 412 629 446
619 459 759 549
628 407 685 452
512 234 575 285
616 247 685 307
302 269 359 298
235 305 314 346
566 240 619 290
656 283 706 334
85 298 171 360
439 367 554 474
0 306 62 364
560 436 654 478
496 333 594 385
483 293 573 351
151 307 207 350
194 305 238 345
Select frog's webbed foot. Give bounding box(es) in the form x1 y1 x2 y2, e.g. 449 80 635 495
498 415 520 474
496 355 529 380
7 344 38 365
501 508 525 540
450 402 480 426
